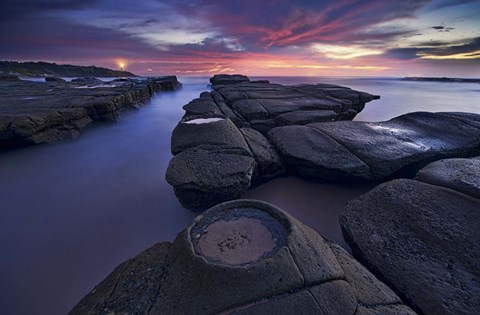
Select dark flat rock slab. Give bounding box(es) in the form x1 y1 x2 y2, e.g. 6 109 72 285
210 79 377 133
171 116 250 155
271 111 480 182
0 76 181 149
166 146 256 210
275 110 337 125
416 157 480 199
210 73 249 86
168 74 379 209
269 125 371 182
71 199 414 314
201 74 379 134
341 175 480 315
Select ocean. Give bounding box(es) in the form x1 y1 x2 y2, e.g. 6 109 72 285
0 76 479 314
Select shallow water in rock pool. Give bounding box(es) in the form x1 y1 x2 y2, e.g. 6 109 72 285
1 76 479 314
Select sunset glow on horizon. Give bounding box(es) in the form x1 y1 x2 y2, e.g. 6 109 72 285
1 0 479 77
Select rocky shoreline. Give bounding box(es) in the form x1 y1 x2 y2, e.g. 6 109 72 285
167 75 480 210
72 156 479 314
403 77 480 83
0 60 136 77
0 75 181 149
71 199 416 315
69 74 480 314
341 156 480 314
167 74 380 209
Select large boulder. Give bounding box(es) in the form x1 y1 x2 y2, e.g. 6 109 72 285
166 146 256 210
71 199 415 315
171 116 250 155
416 157 480 199
270 112 480 182
210 74 250 87
269 125 371 181
341 164 480 315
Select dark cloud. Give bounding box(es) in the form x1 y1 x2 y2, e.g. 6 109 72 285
431 26 455 32
386 37 480 59
0 0 97 18
0 15 161 61
416 40 454 47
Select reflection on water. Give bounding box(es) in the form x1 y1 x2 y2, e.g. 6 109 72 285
243 177 376 249
0 76 478 314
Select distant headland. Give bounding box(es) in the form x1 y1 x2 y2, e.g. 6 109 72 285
0 61 136 77
403 76 480 83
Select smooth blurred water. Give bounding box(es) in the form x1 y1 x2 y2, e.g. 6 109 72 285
0 76 479 314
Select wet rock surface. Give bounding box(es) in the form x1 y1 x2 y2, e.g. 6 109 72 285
167 74 379 209
341 157 480 315
272 111 480 182
167 74 480 210
207 75 379 133
0 76 181 149
71 199 414 315
416 157 480 199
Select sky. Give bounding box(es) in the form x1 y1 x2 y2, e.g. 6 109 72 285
0 0 479 77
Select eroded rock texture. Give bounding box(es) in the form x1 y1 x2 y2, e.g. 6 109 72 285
167 74 379 209
0 76 181 149
71 199 415 315
341 157 480 315
270 111 480 182
167 75 480 210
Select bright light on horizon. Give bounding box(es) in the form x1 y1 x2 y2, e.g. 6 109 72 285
116 60 127 71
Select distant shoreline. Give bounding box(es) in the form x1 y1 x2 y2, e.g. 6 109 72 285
402 77 480 83
0 61 136 78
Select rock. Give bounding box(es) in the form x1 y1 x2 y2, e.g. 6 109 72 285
70 242 171 315
275 110 337 125
341 178 480 315
168 74 382 209
416 157 480 199
0 76 181 149
0 74 21 82
169 83 480 209
270 112 480 182
70 77 104 85
165 146 256 210
269 125 371 181
71 199 414 315
182 98 224 117
210 73 249 86
171 116 250 155
200 74 379 135
240 127 284 184
44 77 66 83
